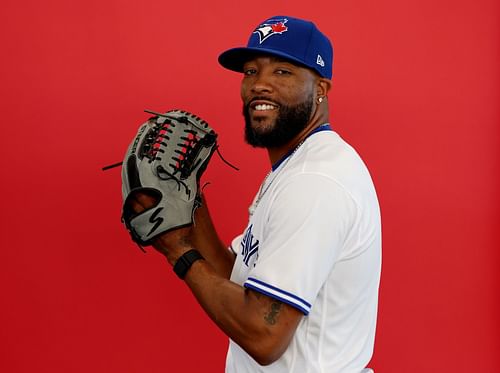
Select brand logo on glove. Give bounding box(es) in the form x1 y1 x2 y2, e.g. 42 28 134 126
147 207 164 236
131 125 147 154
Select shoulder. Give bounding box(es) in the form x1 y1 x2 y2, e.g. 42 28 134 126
279 130 379 210
289 130 373 184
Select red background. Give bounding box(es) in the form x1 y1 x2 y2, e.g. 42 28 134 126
1 0 499 372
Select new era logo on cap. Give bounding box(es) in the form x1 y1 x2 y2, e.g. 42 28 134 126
316 54 325 67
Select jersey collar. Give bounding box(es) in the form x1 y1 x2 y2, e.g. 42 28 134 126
271 123 332 171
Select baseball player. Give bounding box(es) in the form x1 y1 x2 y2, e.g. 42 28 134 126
124 15 381 373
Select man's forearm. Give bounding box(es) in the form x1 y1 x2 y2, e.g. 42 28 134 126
190 196 235 278
179 256 302 366
129 192 301 364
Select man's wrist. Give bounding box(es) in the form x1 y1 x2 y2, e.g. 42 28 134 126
173 249 205 279
153 227 194 263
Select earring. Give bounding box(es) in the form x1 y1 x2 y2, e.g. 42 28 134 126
317 97 324 104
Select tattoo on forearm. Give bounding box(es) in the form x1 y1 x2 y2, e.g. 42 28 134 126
264 301 283 325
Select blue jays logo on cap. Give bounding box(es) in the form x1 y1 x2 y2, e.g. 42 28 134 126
253 18 288 44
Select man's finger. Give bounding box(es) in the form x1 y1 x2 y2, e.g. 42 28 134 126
129 191 157 213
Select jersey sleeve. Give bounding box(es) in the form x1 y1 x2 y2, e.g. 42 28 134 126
228 234 243 256
243 173 358 315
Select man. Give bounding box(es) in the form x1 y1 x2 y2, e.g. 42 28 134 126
130 15 381 373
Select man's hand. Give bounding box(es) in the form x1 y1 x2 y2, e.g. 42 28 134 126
127 191 192 265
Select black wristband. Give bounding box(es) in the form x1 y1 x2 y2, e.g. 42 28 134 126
173 249 204 279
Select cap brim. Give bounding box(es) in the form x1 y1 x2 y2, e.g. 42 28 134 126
218 47 311 74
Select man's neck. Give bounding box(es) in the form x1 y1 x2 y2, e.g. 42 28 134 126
266 113 330 165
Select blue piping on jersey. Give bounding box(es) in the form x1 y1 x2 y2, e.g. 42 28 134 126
271 123 332 171
245 282 310 315
244 277 312 315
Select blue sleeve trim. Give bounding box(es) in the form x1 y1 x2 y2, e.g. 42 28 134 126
244 277 311 315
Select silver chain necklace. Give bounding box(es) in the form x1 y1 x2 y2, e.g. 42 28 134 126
248 138 307 216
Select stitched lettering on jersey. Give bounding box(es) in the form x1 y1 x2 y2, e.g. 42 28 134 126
241 224 259 267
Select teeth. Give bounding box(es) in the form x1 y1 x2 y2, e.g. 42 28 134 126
255 104 276 111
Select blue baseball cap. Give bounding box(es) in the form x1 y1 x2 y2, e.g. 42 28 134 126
218 16 333 79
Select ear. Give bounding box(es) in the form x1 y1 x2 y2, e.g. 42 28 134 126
316 78 332 97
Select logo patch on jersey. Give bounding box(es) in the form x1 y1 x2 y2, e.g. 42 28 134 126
253 18 288 44
241 224 259 267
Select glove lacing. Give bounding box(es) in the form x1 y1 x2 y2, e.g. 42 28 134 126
145 119 211 199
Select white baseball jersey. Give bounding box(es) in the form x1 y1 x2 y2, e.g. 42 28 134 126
225 125 381 373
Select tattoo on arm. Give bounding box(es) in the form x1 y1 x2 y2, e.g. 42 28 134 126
264 301 283 325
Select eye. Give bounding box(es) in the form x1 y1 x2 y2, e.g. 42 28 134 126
275 68 292 75
243 68 257 76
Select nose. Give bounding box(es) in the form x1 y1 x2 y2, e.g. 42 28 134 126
250 72 273 94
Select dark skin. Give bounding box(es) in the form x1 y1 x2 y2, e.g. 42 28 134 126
129 56 332 365
241 56 331 164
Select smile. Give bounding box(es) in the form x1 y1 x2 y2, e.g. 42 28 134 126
250 100 279 112
254 104 276 111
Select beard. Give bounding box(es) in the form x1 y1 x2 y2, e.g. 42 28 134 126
243 97 314 148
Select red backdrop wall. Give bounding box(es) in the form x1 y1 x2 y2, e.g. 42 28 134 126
1 0 499 372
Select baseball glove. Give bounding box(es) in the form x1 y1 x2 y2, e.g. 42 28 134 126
121 109 217 247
